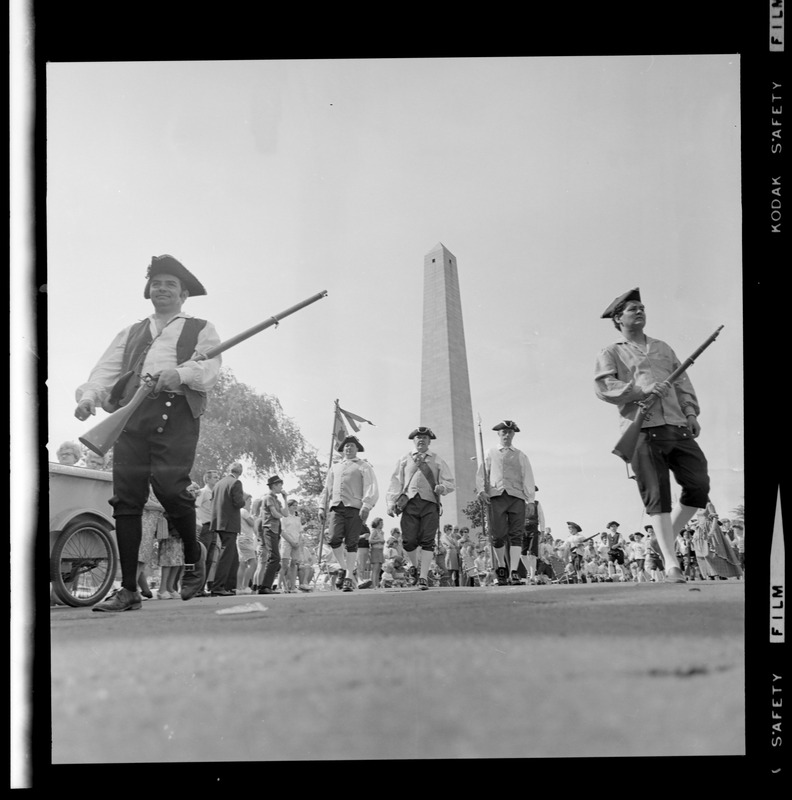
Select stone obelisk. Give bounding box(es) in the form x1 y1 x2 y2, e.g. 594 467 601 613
420 242 478 529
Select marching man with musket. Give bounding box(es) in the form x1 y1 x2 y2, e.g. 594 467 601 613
594 288 714 584
386 427 455 590
476 420 536 586
74 255 222 611
318 435 379 592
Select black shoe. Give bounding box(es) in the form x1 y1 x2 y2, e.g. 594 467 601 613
510 571 524 585
495 567 509 586
417 577 429 590
259 587 280 595
335 569 347 590
181 543 207 600
210 589 234 597
92 587 142 612
342 578 354 592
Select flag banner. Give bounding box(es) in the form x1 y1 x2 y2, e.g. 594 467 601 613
334 407 350 448
339 406 375 431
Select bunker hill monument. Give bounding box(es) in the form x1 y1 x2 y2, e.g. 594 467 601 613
420 242 477 528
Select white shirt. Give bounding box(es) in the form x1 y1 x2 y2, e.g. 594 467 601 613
476 445 535 503
320 457 379 512
386 449 455 508
195 485 214 526
76 312 222 406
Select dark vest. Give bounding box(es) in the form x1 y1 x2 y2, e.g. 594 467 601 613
122 317 209 418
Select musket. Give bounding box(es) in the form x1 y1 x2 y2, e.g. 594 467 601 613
612 324 724 463
476 415 497 565
79 290 328 456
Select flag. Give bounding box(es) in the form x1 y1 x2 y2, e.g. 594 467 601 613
338 406 375 432
334 407 350 449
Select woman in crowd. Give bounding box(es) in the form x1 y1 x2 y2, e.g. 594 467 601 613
357 524 371 583
691 503 743 580
156 516 185 599
440 524 460 586
457 526 475 586
278 498 303 592
56 440 83 466
368 517 386 589
235 493 258 594
732 521 745 574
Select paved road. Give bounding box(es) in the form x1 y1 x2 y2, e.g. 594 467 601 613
50 579 744 763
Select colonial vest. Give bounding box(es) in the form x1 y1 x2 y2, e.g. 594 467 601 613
123 317 209 418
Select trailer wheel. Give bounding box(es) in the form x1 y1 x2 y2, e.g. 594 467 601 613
50 519 118 607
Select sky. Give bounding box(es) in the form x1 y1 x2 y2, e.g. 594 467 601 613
43 56 744 539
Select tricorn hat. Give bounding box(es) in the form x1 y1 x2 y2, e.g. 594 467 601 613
493 420 520 432
337 435 364 453
267 475 284 487
643 524 654 532
409 426 436 440
633 531 644 539
144 254 207 299
607 520 620 528
601 287 640 319
566 521 582 533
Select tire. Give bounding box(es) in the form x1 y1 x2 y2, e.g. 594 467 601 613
50 518 118 607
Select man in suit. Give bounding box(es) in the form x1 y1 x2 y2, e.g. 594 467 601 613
209 462 246 596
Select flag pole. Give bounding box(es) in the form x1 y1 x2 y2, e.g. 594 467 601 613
317 399 342 567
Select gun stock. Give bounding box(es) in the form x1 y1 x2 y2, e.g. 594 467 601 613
78 290 328 456
611 325 724 464
79 380 153 456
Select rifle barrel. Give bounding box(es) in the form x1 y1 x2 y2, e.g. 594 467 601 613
611 324 724 464
200 290 328 360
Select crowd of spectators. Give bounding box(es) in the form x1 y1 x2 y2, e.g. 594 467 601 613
52 443 744 597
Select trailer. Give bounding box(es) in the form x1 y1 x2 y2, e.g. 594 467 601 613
49 463 119 607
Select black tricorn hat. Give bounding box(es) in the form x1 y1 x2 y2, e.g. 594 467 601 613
144 254 207 299
493 420 520 432
601 287 640 319
566 521 582 533
337 435 364 453
409 426 436 440
607 520 620 528
267 475 284 486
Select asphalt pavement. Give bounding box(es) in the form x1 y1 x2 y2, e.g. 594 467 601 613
49 579 745 765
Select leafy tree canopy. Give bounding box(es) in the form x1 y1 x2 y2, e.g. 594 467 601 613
461 498 486 531
192 368 305 481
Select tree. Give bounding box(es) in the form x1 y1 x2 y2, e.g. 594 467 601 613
191 368 305 481
288 445 328 548
292 445 328 498
461 498 486 531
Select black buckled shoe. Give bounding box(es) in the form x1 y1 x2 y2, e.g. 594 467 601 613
342 577 354 592
92 587 142 612
335 569 347 590
417 577 429 590
510 571 525 586
495 567 509 586
180 543 207 600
